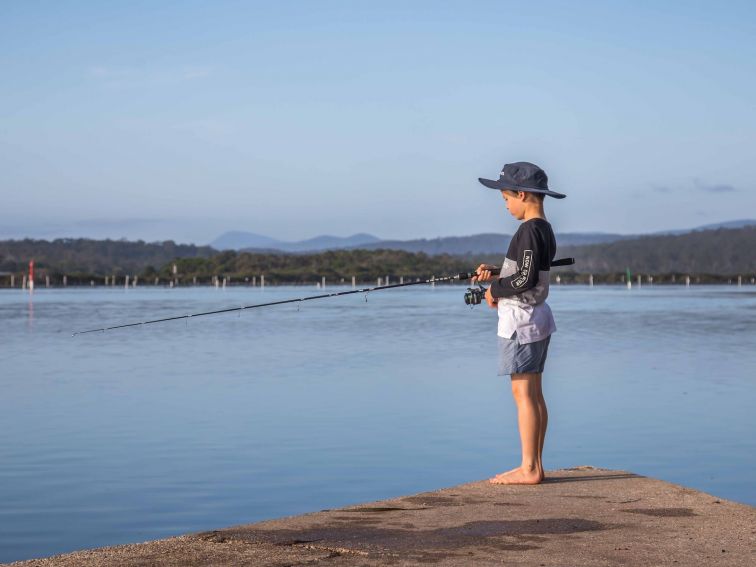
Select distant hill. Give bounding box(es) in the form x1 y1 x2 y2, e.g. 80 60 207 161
354 220 756 255
656 219 756 235
209 231 283 250
212 220 756 255
351 231 638 255
212 229 631 254
212 231 380 252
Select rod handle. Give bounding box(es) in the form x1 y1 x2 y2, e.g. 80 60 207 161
551 257 575 267
459 267 502 279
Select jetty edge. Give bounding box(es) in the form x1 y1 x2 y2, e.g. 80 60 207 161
6 466 754 566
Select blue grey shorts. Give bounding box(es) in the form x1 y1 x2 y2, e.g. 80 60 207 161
497 332 551 375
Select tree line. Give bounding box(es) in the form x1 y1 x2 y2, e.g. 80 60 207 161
0 227 753 286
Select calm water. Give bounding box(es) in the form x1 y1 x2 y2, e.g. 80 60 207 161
1 284 755 563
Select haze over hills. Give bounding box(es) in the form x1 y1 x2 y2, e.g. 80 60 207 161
217 219 756 255
662 219 756 233
210 232 380 252
347 232 630 255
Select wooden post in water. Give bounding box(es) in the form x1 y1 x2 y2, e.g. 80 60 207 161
10 274 14 288
385 275 389 286
685 275 691 287
125 275 130 289
252 276 256 287
321 276 326 290
260 275 265 289
154 277 159 286
222 277 227 289
22 275 27 290
133 276 138 287
193 276 197 286
377 277 382 286
738 275 742 287
400 276 404 285
637 274 641 288
351 276 356 288
63 275 67 287
589 274 594 287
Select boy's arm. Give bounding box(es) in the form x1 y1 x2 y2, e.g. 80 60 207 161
489 225 542 298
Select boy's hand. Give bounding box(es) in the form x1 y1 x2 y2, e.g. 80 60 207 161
485 286 497 308
471 264 497 284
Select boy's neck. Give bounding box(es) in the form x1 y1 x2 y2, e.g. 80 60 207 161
522 202 546 222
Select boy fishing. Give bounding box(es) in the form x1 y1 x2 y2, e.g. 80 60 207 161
473 161 566 485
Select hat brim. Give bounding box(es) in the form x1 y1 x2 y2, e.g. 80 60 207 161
478 178 566 199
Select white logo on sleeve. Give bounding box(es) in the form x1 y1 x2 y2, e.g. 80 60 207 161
512 250 533 288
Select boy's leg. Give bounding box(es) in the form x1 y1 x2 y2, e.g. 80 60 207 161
490 372 543 485
535 372 547 479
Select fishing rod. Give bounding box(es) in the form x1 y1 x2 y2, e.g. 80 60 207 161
72 258 575 336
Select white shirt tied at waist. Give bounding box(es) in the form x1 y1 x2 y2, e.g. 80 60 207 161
496 257 556 344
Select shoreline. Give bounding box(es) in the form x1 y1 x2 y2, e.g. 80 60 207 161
6 466 754 566
2 280 755 289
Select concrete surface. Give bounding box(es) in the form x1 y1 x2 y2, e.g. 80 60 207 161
6 466 755 566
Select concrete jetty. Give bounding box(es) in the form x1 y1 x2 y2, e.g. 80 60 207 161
7 466 754 566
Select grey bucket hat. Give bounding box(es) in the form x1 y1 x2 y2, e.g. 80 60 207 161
478 161 566 199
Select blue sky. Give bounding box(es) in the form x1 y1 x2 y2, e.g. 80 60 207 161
1 1 755 244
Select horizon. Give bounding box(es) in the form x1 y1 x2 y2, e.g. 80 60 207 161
1 217 752 248
2 2 755 244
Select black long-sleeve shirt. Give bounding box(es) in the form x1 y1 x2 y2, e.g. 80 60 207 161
490 218 556 299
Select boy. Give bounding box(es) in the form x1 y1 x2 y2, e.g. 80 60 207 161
473 161 566 485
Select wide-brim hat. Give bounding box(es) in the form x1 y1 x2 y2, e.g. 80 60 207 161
478 161 566 199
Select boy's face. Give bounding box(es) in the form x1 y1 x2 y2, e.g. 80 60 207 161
500 190 527 220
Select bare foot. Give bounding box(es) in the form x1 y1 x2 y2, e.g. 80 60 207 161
489 466 542 485
488 467 518 484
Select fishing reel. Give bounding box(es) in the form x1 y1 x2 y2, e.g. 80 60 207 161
464 284 487 306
